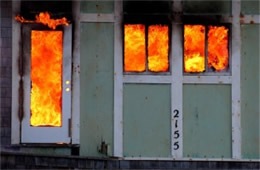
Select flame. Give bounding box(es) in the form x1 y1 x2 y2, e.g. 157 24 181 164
124 24 146 72
148 25 169 72
184 25 205 73
15 12 69 30
208 26 229 71
30 31 62 127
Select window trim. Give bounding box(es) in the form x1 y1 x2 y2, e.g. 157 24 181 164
183 23 232 76
123 23 172 74
114 0 247 160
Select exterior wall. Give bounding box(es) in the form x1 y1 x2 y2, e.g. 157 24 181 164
183 85 232 158
80 0 114 13
123 84 171 157
0 0 259 165
79 1 115 157
80 22 114 156
240 0 259 160
241 24 260 159
241 0 259 14
0 0 12 148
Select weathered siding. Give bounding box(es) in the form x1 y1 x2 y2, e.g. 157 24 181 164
80 23 114 156
123 84 171 157
241 24 260 159
183 85 232 158
0 0 12 147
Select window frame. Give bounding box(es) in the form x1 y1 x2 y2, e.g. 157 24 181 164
114 0 241 159
183 23 232 76
123 16 172 75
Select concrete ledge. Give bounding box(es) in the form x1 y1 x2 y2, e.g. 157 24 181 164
1 152 260 169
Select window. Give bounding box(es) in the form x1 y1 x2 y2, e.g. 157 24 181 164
124 24 170 73
184 24 230 73
30 30 63 127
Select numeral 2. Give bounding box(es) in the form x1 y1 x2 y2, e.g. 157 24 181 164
174 109 179 118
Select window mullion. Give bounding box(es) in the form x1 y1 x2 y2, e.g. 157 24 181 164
145 25 149 72
171 23 183 159
205 25 209 73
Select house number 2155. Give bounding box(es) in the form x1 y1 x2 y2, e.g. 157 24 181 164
173 109 180 150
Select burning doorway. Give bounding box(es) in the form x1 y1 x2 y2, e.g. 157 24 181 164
12 11 72 143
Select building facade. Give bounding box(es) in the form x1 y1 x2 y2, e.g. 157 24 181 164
0 0 259 169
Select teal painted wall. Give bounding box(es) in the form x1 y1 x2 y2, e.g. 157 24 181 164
241 24 260 159
183 0 231 14
80 23 114 156
241 0 260 15
183 85 232 158
123 84 171 157
76 1 259 160
80 0 114 13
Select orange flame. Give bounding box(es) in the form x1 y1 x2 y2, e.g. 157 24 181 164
148 25 169 72
30 31 62 127
208 26 229 71
15 12 69 30
184 25 205 73
124 24 146 72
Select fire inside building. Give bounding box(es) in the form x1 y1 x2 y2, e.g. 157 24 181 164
0 0 259 169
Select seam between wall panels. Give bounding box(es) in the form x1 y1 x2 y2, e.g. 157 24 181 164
171 0 183 158
171 24 183 158
72 0 80 145
231 0 242 159
114 0 123 157
11 0 21 144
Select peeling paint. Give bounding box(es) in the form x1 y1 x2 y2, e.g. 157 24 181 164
18 79 24 121
250 20 254 24
18 46 23 76
18 31 24 122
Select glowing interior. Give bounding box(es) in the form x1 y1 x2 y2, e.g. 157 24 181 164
124 24 146 72
184 25 205 73
30 31 62 127
208 26 229 71
148 25 169 72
